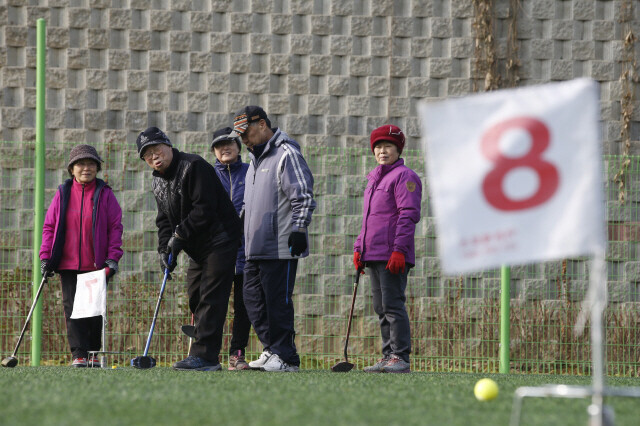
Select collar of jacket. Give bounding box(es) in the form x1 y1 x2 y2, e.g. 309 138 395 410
214 156 244 172
249 128 281 162
71 177 97 191
152 148 181 179
368 158 405 182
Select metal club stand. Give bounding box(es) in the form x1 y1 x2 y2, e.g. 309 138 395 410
87 295 124 368
510 255 640 426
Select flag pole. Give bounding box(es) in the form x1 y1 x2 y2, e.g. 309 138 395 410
499 265 510 374
31 18 46 366
587 251 607 426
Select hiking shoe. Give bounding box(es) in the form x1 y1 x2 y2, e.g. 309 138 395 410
382 354 411 373
260 353 299 372
88 355 101 368
71 357 87 368
363 356 390 373
228 350 250 371
248 350 273 370
173 355 222 371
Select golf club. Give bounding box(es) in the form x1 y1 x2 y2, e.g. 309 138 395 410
331 268 363 372
131 254 172 369
2 275 49 368
181 324 196 339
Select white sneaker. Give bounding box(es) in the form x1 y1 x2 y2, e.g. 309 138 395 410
248 350 273 369
260 353 299 372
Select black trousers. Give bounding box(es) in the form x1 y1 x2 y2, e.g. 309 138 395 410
367 262 411 362
243 259 299 366
186 243 237 363
60 270 103 359
229 273 251 355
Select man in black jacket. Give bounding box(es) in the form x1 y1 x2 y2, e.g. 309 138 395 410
136 126 241 371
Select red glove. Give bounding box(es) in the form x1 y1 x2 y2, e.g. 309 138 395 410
353 252 365 274
105 267 111 278
386 251 405 274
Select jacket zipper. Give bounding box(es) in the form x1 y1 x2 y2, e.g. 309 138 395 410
92 184 101 268
78 183 85 270
227 164 233 201
361 180 379 258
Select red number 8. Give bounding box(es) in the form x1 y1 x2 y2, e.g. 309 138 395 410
481 117 559 211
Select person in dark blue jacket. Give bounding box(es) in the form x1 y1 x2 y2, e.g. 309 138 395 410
210 127 252 370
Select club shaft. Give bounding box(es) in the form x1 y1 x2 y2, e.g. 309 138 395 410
343 272 361 362
12 276 47 357
143 256 172 357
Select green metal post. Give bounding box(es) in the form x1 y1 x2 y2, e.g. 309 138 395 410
499 265 511 373
31 18 46 366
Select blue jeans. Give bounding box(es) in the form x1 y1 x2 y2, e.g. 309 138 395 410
367 262 411 362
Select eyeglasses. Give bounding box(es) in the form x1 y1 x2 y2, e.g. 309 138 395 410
142 145 165 160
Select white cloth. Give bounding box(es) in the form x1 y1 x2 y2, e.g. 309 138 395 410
70 269 107 318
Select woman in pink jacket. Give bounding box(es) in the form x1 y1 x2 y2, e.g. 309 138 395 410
353 125 422 374
39 145 123 368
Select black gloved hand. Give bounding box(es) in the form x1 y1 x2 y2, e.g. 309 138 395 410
40 259 53 278
288 231 307 257
158 251 173 280
104 259 118 278
167 232 186 272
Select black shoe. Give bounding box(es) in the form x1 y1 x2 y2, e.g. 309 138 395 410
173 355 221 371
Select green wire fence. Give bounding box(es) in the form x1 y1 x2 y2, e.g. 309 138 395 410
0 140 639 375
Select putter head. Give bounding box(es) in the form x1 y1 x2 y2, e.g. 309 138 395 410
1 356 18 368
131 356 156 369
180 324 196 339
331 361 354 372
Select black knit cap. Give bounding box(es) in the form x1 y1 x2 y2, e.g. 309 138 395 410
67 144 103 168
136 126 172 159
211 126 241 151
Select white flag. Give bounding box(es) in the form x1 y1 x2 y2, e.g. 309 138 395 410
419 78 605 274
70 269 107 318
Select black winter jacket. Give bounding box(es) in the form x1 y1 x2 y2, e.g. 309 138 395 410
152 149 241 263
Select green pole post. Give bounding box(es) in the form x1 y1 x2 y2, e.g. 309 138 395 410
31 18 46 366
499 265 511 373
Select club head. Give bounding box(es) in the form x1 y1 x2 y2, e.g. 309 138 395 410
1 356 18 368
131 356 156 369
331 361 354 372
181 324 196 339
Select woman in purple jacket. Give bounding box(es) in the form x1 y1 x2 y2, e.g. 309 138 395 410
353 125 422 373
39 144 123 368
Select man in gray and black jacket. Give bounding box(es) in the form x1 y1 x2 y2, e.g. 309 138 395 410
232 106 316 372
136 126 241 371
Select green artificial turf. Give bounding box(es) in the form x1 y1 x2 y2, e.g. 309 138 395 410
1 367 639 426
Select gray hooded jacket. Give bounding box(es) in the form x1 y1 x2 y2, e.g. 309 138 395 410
244 129 316 260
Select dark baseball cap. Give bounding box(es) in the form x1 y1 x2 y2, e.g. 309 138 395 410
232 106 271 136
211 126 241 150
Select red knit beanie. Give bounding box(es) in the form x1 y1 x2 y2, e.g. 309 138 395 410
370 125 405 154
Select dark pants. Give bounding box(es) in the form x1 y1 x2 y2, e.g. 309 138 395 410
243 259 299 366
60 270 103 359
229 273 251 355
186 243 237 363
367 262 411 362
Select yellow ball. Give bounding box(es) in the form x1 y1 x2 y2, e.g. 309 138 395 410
474 378 499 401
112 365 117 369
